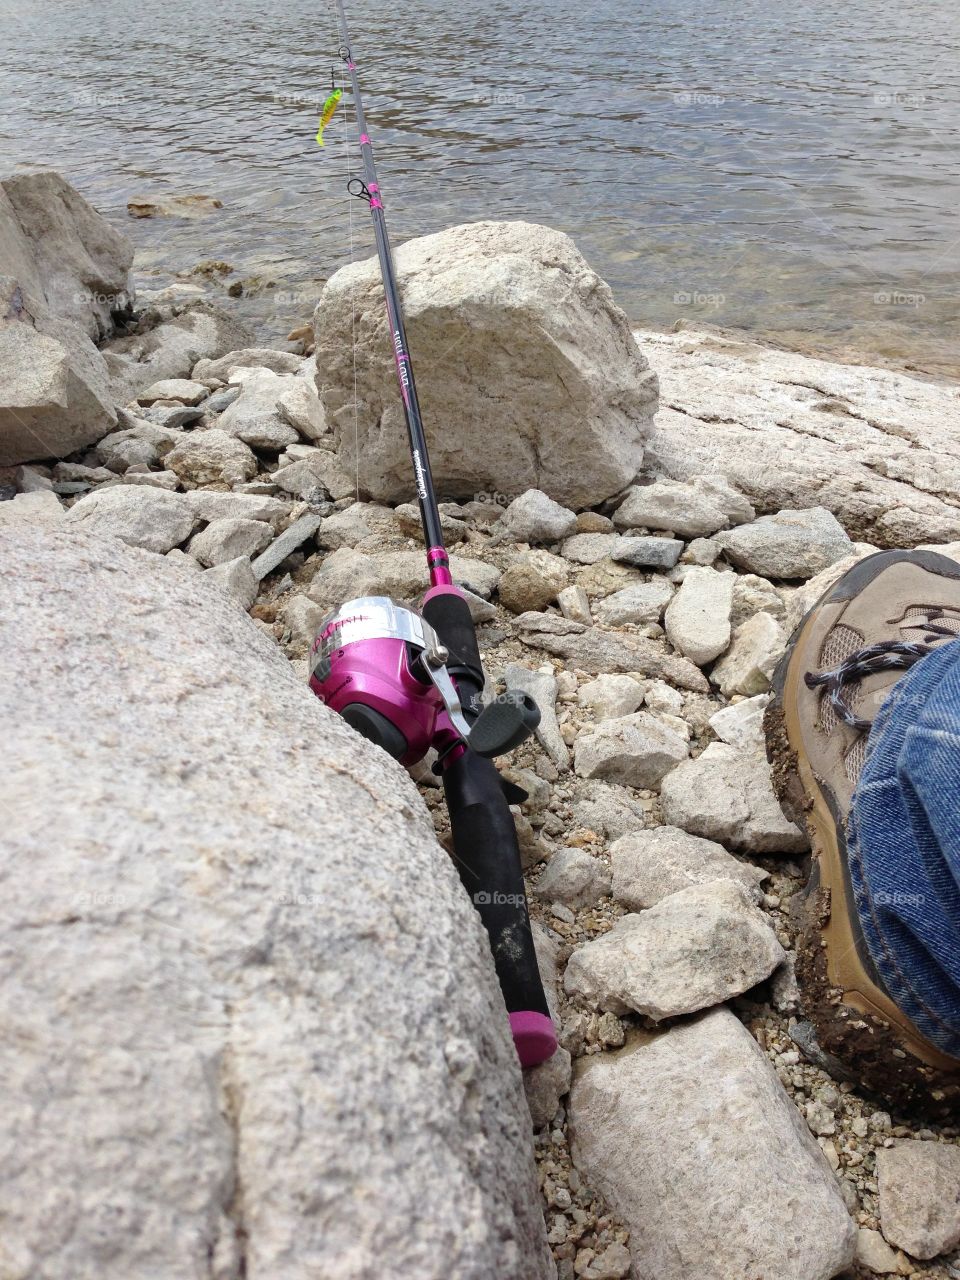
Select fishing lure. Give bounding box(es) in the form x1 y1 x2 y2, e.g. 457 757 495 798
315 88 342 146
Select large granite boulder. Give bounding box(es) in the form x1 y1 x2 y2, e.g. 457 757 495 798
314 221 658 509
0 172 133 465
0 526 553 1280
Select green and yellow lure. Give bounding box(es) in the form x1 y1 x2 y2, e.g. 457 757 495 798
315 89 343 146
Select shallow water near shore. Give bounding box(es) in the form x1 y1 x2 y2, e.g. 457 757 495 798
2 0 959 375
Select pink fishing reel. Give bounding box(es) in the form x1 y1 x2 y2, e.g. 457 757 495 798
309 595 540 767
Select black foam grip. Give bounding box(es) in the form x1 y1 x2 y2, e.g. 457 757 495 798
442 749 551 1019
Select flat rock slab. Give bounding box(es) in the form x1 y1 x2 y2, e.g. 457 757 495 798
251 512 323 581
503 663 569 770
660 742 808 854
664 566 734 666
569 1007 857 1280
0 526 553 1280
515 613 709 692
563 880 784 1019
640 327 960 548
309 547 501 609
877 1140 960 1260
610 826 767 908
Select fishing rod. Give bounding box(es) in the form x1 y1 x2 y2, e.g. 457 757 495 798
308 0 557 1068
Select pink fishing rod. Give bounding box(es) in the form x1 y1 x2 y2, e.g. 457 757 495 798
310 0 558 1067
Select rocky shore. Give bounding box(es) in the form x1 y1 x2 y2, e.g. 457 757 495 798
3 173 960 1280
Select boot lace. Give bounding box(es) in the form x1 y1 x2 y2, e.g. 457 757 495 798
804 611 959 732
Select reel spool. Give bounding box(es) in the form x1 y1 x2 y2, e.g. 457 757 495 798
309 596 541 767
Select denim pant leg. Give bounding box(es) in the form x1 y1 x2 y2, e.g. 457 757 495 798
847 641 960 1057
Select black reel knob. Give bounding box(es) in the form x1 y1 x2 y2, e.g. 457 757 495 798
467 690 541 759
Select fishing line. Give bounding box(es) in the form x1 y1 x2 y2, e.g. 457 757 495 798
337 39 361 505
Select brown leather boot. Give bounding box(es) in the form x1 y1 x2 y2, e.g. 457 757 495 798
765 549 960 1118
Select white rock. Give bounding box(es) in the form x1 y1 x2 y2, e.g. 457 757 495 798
204 555 258 609
785 549 876 631
498 549 568 613
137 377 209 406
316 502 396 550
568 1007 856 1280
574 712 688 788
731 572 787 627
503 663 569 770
595 579 673 626
192 347 304 381
664 565 734 665
164 429 258 487
558 583 592 624
855 1229 906 1275
534 847 611 909
96 418 179 472
614 476 754 538
708 693 770 751
103 301 256 404
561 532 621 564
718 507 854 580
0 524 553 1280
570 780 651 841
660 742 808 853
641 679 683 716
280 593 324 651
523 1045 572 1131
64 485 198 552
577 674 645 720
0 490 63 527
610 826 766 908
188 517 273 567
118 470 180 490
564 880 784 1018
710 610 786 696
611 535 684 569
314 221 658 508
182 490 288 526
877 1140 960 1260
495 489 577 543
273 451 353 502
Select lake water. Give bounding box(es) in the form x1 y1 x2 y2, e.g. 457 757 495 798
2 0 959 374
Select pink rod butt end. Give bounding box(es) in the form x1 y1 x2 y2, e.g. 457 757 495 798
510 1011 557 1068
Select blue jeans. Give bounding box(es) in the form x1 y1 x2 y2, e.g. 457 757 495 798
848 641 960 1057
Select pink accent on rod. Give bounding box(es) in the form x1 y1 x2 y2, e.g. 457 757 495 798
347 61 357 70
509 1012 557 1068
368 182 379 192
359 132 371 144
370 197 384 209
422 582 463 604
426 546 454 589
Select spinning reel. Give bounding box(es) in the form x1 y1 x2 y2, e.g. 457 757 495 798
309 596 542 769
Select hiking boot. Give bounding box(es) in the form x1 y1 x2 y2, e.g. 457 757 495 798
764 549 960 1117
